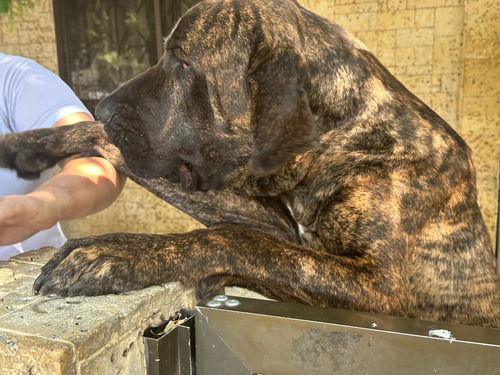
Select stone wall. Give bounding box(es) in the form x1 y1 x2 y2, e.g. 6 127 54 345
0 247 195 374
0 0 498 243
0 0 57 72
459 0 500 248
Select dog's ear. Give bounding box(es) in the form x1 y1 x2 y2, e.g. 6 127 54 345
247 48 318 177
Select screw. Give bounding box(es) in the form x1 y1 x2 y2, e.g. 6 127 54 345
224 299 240 307
206 300 222 308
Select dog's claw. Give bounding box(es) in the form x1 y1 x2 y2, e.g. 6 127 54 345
171 307 195 320
33 273 46 295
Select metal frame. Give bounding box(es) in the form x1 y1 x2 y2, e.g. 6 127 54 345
144 315 196 375
145 294 500 374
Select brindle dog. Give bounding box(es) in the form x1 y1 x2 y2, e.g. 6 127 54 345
1 0 499 327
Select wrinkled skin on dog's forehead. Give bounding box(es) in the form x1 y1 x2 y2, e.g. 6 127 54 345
166 0 307 80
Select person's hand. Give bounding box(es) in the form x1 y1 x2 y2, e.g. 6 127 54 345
0 192 59 245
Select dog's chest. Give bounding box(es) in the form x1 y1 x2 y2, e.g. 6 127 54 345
284 202 326 251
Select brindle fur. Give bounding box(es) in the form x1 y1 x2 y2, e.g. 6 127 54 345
0 0 499 327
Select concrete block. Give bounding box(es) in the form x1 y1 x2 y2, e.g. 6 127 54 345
463 58 500 97
334 2 378 14
466 38 500 60
0 333 77 375
396 28 434 47
377 10 415 30
435 7 464 37
394 46 414 67
407 0 447 8
297 0 334 22
465 0 500 39
0 247 196 374
440 73 460 93
406 64 433 75
413 46 433 66
432 35 463 74
79 328 144 375
378 0 406 11
415 9 435 28
335 12 377 32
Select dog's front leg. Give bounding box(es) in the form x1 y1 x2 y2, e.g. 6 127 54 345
0 121 126 179
33 224 408 316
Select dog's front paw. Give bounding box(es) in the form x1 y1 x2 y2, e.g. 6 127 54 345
32 234 160 297
0 132 63 179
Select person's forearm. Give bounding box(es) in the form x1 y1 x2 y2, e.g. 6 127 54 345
28 156 126 224
0 112 127 247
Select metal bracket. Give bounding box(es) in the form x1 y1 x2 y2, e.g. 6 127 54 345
144 314 196 375
194 294 500 375
145 294 500 374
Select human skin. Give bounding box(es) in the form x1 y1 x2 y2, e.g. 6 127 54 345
0 112 126 246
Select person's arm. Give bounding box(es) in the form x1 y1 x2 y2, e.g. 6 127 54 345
0 112 126 246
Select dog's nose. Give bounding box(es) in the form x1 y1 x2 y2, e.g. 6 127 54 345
95 94 115 125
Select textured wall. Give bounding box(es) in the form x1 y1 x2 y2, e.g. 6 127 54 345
459 0 500 249
0 0 57 72
0 0 498 245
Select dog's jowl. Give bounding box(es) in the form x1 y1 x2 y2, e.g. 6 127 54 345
0 0 499 328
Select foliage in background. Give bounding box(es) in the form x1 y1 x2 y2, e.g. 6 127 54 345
5 0 34 31
62 0 157 112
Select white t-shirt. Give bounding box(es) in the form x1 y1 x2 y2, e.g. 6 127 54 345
0 52 92 260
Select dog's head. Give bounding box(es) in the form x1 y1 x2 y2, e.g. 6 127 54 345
96 0 318 192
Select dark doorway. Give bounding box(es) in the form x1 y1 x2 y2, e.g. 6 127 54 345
53 0 200 114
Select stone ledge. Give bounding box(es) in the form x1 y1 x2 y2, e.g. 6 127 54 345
0 247 196 375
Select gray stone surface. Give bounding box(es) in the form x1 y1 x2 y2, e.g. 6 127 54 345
0 247 195 374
